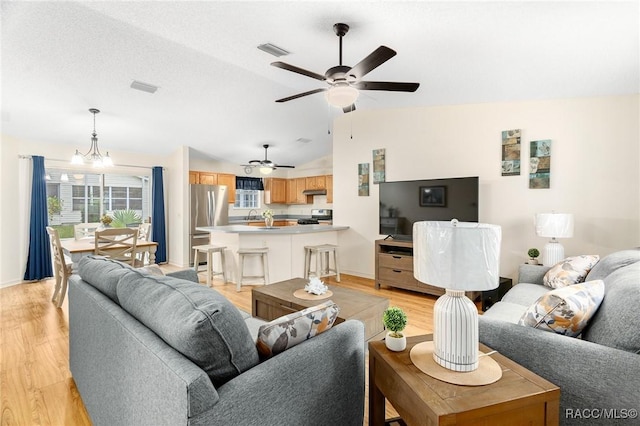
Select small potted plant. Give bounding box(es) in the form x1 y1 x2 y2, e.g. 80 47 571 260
100 214 113 229
383 306 408 351
527 248 540 265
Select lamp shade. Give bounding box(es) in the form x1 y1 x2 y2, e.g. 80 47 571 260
535 213 574 238
326 83 359 107
413 221 502 292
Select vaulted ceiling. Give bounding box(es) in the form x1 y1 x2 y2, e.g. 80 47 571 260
2 1 638 168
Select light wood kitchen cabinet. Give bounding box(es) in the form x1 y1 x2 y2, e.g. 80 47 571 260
189 171 236 203
217 173 236 204
326 175 333 203
305 175 327 190
264 178 287 204
285 178 308 204
285 179 304 204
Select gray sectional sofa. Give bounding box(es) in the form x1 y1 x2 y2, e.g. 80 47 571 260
479 249 640 425
68 256 365 426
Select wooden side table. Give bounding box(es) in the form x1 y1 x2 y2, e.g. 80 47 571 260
369 334 560 425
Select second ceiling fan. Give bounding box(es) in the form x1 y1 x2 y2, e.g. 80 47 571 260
243 144 294 175
272 23 420 113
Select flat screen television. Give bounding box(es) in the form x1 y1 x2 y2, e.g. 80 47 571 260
379 176 479 240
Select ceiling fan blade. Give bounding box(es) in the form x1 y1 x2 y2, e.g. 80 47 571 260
348 46 396 80
274 164 295 169
352 81 420 92
343 104 356 113
276 88 328 103
271 62 326 81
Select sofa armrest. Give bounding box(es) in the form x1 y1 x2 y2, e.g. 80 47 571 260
167 268 200 283
518 264 550 285
479 317 640 424
197 320 365 426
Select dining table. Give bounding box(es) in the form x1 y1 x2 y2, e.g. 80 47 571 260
61 238 158 267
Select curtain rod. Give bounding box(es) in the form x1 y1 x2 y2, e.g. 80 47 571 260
18 155 165 170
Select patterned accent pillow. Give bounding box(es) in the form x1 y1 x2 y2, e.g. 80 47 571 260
518 280 605 337
543 255 600 288
257 300 340 359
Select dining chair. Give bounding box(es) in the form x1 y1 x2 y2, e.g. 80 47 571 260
94 228 139 266
74 222 101 240
135 223 152 264
46 226 73 308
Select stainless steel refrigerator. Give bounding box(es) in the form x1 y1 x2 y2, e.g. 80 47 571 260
190 184 229 266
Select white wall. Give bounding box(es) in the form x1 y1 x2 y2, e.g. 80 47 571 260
333 94 640 281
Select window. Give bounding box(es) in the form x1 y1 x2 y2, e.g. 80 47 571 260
72 185 101 222
234 189 261 209
45 167 151 230
46 183 60 199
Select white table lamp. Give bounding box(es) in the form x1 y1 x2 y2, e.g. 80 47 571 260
535 213 574 266
413 220 501 372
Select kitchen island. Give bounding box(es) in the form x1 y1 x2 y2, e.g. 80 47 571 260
196 225 349 285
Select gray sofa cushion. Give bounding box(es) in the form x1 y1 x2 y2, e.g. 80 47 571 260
582 262 640 353
585 248 640 281
500 283 549 306
78 255 135 303
480 301 528 323
116 270 260 387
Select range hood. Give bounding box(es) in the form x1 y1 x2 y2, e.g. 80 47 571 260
302 189 327 195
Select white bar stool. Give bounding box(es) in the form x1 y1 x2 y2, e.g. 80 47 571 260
192 244 228 286
237 247 269 291
304 244 340 282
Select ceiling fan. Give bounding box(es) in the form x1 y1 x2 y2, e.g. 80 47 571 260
272 23 420 113
243 144 295 175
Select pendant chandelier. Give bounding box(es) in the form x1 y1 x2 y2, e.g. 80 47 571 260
71 108 113 167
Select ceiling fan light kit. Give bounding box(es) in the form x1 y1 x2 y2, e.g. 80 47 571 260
326 83 359 108
71 108 113 167
242 144 295 175
271 23 419 112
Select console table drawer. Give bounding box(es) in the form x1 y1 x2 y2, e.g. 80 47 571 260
379 253 413 270
379 267 420 286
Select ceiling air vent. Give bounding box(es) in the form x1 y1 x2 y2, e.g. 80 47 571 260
296 137 312 144
258 43 290 57
130 80 159 94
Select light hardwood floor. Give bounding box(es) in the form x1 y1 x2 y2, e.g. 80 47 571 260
0 267 466 425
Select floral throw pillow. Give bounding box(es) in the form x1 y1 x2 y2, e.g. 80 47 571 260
257 300 340 359
543 255 600 288
518 280 605 337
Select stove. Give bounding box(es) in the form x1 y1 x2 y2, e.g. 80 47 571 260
297 209 332 225
297 218 320 225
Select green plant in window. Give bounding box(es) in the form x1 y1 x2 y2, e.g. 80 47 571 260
47 196 63 216
110 209 142 228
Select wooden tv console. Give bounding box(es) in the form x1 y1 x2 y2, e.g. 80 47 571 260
375 239 480 299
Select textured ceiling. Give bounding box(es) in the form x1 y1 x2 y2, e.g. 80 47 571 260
2 1 638 168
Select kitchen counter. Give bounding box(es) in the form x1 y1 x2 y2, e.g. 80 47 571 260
195 225 349 284
196 224 347 234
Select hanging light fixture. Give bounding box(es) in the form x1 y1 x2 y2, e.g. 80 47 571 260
71 108 113 167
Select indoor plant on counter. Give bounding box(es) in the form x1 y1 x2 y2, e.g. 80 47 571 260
527 248 540 265
383 306 408 351
262 209 274 228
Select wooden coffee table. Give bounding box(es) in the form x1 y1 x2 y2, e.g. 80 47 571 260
369 334 560 425
252 277 389 341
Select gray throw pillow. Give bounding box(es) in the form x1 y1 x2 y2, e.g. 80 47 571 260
78 255 135 304
116 270 259 387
